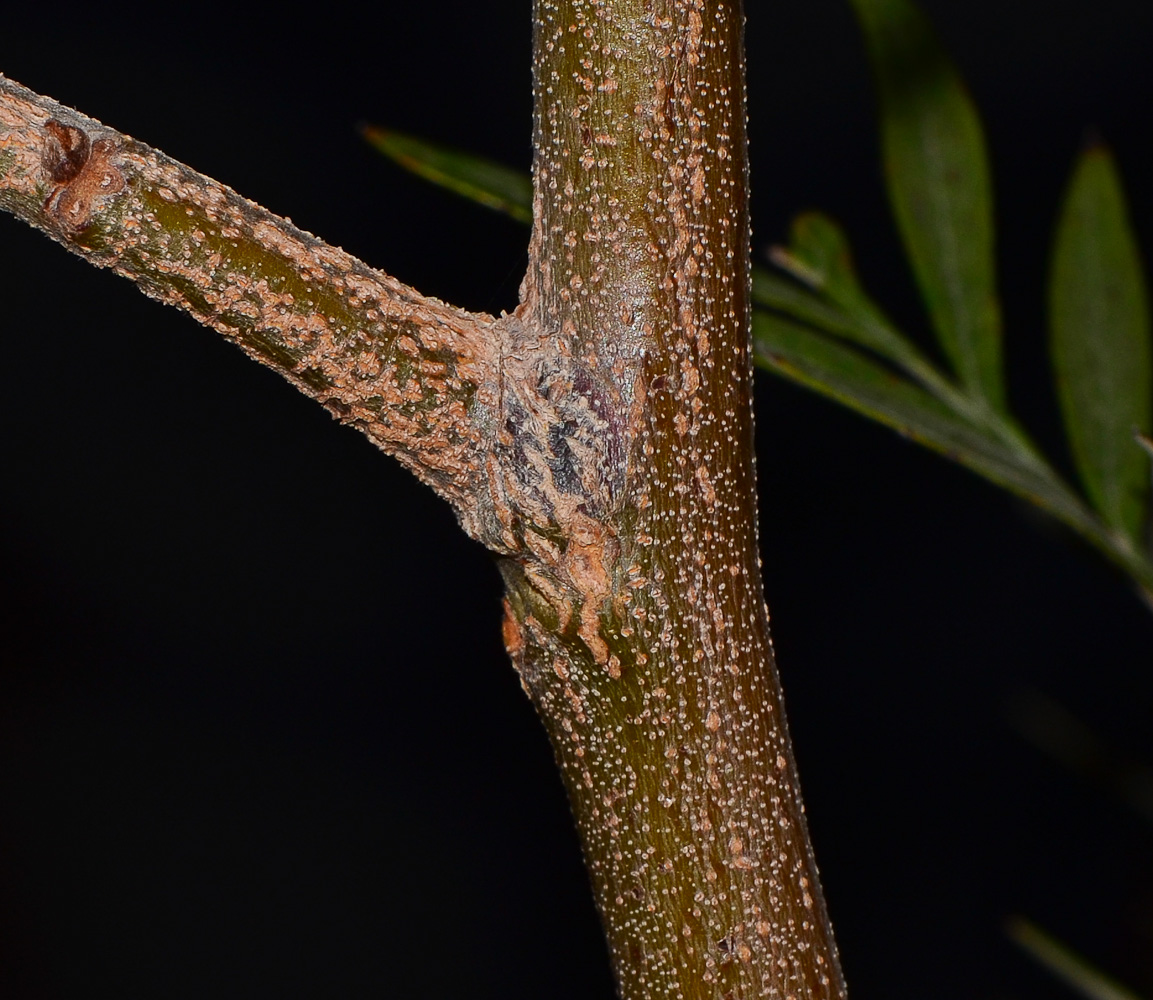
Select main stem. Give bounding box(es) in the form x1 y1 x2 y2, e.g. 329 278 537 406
0 1 846 993
497 1 847 996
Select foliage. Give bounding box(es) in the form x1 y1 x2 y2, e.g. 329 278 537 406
1007 917 1147 1000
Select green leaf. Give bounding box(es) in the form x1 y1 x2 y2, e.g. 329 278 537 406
752 266 870 346
1008 689 1153 827
849 0 1003 408
361 126 533 224
753 311 1095 534
760 213 940 379
1049 145 1152 544
753 264 934 385
755 252 1001 438
772 212 877 315
1006 917 1148 1000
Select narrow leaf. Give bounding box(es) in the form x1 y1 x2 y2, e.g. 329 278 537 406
773 212 877 315
1049 145 1152 543
1008 689 1153 827
753 312 1094 534
754 265 932 381
1006 917 1147 1000
850 0 1003 407
362 126 533 224
754 259 1001 436
762 213 936 375
752 267 871 346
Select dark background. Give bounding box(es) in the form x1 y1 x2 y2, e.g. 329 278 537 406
2 2 1152 997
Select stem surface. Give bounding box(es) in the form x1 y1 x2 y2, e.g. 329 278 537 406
497 2 847 996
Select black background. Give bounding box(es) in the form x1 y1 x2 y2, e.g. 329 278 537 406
2 2 1152 997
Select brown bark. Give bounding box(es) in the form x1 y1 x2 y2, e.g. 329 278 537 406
496 2 845 997
0 1 847 996
0 75 505 536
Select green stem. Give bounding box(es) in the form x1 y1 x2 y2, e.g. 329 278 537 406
0 73 501 536
496 1 848 997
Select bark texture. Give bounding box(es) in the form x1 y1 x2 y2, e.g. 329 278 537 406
0 2 847 995
497 2 846 997
0 75 499 534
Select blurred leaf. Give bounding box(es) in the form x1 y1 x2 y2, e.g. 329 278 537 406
362 126 533 224
753 310 948 439
1049 145 1152 544
849 0 1003 408
1006 917 1147 1000
1008 689 1153 826
761 215 982 417
752 312 1094 533
754 263 963 415
772 212 877 315
752 266 882 351
764 214 920 365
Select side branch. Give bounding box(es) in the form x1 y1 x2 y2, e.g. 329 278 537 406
0 73 499 536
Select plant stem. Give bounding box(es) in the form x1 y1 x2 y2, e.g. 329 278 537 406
495 2 847 996
1 2 849 991
0 74 499 534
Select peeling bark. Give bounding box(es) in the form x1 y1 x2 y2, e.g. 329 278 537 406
0 1 847 996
